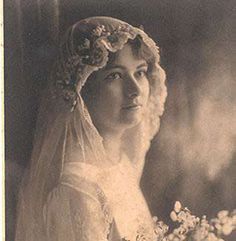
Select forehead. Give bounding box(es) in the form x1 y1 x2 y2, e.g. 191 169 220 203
106 43 147 69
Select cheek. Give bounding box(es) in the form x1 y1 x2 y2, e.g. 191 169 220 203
101 82 124 106
141 78 150 100
95 83 124 119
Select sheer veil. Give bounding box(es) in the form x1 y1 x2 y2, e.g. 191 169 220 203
15 16 167 241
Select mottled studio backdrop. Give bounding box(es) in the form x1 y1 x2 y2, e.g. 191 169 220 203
5 0 236 240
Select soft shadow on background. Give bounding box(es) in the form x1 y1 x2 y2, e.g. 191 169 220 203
5 0 236 240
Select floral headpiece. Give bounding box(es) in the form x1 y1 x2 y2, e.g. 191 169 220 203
51 18 160 111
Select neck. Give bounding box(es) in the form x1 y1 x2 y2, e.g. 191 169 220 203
101 130 123 164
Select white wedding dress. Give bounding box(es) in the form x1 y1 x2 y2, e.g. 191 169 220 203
44 154 158 241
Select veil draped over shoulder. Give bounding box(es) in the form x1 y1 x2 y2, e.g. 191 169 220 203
15 17 167 241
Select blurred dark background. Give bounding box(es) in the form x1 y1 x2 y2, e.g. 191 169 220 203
5 0 236 240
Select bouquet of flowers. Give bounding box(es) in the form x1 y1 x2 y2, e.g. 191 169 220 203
154 202 236 241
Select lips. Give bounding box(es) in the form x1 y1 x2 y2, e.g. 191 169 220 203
122 103 142 110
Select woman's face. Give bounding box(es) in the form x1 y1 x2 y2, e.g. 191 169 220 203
85 43 150 134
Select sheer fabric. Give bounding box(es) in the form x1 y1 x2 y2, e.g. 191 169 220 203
15 17 167 241
60 154 157 241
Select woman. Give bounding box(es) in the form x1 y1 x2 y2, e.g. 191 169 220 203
15 16 167 241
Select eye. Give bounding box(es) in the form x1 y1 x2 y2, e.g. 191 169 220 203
136 69 147 78
105 72 122 81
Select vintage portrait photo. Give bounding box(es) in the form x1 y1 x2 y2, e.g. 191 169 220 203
4 0 236 240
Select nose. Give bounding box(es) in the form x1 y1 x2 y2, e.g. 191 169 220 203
125 74 141 98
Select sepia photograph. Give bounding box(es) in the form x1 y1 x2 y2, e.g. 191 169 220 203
4 0 236 240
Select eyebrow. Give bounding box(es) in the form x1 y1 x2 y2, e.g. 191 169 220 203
105 62 148 70
137 63 148 69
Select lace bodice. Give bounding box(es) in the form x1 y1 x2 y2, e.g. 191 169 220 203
52 157 159 241
43 155 159 241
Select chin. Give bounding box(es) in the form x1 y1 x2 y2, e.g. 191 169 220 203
120 112 144 128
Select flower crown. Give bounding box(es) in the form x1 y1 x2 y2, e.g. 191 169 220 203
51 23 158 111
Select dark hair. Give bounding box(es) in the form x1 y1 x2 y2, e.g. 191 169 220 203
81 35 155 103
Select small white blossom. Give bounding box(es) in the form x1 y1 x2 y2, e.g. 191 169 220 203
174 201 182 213
170 211 178 222
217 210 229 219
222 223 233 235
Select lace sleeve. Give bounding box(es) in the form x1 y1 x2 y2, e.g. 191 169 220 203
43 184 111 241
